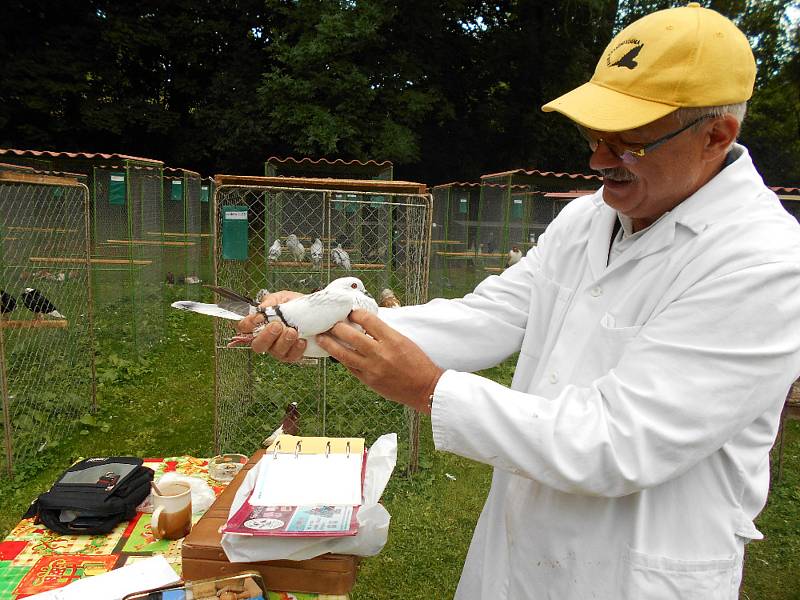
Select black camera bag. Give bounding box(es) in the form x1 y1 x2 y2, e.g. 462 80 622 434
24 457 154 535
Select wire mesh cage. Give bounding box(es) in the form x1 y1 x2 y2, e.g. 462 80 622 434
475 182 534 275
0 149 167 355
264 156 394 181
212 175 431 471
200 177 215 282
479 167 602 263
0 168 94 477
93 163 165 352
162 168 203 301
429 183 488 298
506 190 538 251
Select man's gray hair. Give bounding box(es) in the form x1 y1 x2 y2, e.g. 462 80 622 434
674 102 747 151
675 102 747 126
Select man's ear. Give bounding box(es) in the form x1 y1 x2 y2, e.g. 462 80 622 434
702 114 739 161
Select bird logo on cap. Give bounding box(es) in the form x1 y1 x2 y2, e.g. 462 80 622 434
606 39 644 70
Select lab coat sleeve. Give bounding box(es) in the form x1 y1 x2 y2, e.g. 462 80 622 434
430 260 800 497
378 249 537 373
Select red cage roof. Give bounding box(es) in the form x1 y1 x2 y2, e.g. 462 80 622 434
0 148 162 165
164 167 201 178
265 156 392 168
432 181 529 190
481 168 602 181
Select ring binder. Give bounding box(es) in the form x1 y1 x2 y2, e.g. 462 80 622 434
223 434 367 537
264 435 364 458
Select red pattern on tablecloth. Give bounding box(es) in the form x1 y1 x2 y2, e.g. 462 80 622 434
14 554 119 598
0 541 27 560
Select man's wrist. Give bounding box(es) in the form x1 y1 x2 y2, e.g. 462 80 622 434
421 368 444 415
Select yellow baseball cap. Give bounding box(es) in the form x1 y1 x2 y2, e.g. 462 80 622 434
541 2 756 132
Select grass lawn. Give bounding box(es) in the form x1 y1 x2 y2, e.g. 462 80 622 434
0 306 798 599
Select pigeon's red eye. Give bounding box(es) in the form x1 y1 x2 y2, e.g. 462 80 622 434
351 283 357 289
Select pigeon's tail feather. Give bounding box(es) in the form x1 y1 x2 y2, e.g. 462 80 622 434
171 301 244 320
50 310 65 319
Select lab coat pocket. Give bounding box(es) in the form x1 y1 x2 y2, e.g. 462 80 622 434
580 315 642 377
520 271 573 359
622 547 739 600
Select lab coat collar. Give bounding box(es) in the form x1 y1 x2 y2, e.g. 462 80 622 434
672 144 762 234
587 144 761 280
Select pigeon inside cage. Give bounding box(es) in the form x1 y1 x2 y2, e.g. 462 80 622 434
268 232 355 274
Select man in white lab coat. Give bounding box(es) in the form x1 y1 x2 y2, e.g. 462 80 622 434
240 4 800 599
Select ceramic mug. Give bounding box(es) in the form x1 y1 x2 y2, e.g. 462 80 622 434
151 481 192 540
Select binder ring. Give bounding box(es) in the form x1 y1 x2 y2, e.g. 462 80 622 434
325 441 331 458
272 441 281 459
294 440 302 458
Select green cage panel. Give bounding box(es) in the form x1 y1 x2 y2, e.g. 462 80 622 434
0 169 95 477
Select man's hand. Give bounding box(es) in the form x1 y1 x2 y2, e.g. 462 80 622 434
234 290 306 362
316 310 444 414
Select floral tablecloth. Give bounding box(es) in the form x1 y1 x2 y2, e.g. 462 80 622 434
0 456 347 600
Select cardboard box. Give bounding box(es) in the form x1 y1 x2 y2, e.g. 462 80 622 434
181 451 360 595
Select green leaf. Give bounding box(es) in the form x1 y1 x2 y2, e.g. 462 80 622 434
79 414 97 427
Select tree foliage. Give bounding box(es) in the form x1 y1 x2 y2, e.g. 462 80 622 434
0 0 797 184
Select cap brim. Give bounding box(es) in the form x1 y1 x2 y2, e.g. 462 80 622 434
542 81 678 132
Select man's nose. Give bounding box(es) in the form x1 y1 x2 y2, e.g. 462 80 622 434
589 140 624 171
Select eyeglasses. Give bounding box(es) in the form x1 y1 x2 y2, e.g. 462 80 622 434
578 114 714 164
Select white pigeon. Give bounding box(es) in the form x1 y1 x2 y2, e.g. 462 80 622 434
268 239 282 262
233 276 377 357
286 234 305 263
310 237 323 269
331 242 351 271
506 246 523 268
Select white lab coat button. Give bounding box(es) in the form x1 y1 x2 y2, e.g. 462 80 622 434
549 371 559 384
591 286 603 297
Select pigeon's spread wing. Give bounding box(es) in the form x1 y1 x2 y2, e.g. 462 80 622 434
203 285 256 306
218 299 255 317
171 301 244 320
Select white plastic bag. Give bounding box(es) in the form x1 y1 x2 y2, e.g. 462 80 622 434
221 432 397 562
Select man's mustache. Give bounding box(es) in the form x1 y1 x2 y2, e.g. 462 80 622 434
598 168 637 182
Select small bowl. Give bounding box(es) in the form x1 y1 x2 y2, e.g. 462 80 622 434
208 454 248 482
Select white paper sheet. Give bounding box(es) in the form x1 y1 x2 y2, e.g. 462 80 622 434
27 555 180 600
250 451 363 506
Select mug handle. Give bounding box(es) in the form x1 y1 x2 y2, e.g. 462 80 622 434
151 505 165 539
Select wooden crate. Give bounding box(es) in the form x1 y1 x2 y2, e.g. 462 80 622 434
181 451 359 595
